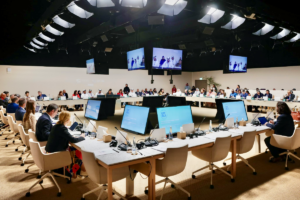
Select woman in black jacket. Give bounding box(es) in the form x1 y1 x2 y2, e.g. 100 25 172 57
46 111 85 153
264 102 295 162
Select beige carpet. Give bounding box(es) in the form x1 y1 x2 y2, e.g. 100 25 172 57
1 108 300 200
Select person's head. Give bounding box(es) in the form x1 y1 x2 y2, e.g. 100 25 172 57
213 84 215 87
145 88 148 91
246 90 250 94
186 83 189 86
221 89 224 94
15 94 21 99
4 91 9 97
231 89 234 93
18 98 26 108
276 102 291 115
0 93 5 99
63 90 66 94
237 85 240 88
130 89 134 93
266 90 270 94
237 89 241 94
153 88 157 91
242 90 246 94
137 89 140 92
119 89 122 93
287 90 291 95
256 90 260 95
108 89 112 94
173 85 175 88
12 97 18 103
177 89 180 92
83 90 87 94
38 91 42 96
150 89 153 92
78 90 81 94
10 94 15 99
98 89 102 93
56 111 71 126
142 89 145 93
46 104 59 118
192 86 196 89
125 84 128 87
58 91 63 96
162 89 164 93
25 91 30 97
24 100 36 122
196 88 199 91
89 89 92 93
73 90 78 95
208 89 212 93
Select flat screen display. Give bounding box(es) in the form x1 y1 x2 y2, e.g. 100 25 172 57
152 48 182 70
86 58 95 74
222 101 248 122
85 100 101 120
229 55 247 72
157 105 193 134
121 105 150 134
127 48 145 71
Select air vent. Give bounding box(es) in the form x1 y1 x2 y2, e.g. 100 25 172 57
203 27 215 35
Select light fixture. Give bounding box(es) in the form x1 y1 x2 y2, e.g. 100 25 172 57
87 0 115 7
221 14 245 30
157 0 187 16
270 27 291 39
45 25 64 36
33 38 48 46
119 0 147 8
30 42 44 49
286 32 300 42
198 7 225 24
53 15 75 28
253 23 274 36
67 1 94 19
24 46 36 53
39 33 55 42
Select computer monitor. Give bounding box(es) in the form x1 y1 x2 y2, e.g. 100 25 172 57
106 95 120 99
35 105 41 113
97 95 106 98
157 105 193 134
142 96 164 112
85 100 101 120
167 96 186 106
121 105 150 135
222 101 248 122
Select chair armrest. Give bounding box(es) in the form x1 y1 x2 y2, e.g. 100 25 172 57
270 134 293 150
43 151 72 171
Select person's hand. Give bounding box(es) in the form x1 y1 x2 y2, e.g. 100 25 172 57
264 122 268 126
269 120 274 124
80 133 86 138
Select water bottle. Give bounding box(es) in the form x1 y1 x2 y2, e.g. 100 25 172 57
169 126 173 140
49 94 51 100
132 137 137 155
209 120 212 132
236 117 239 128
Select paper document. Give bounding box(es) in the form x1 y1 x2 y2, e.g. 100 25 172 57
152 146 167 153
94 148 117 156
69 131 81 136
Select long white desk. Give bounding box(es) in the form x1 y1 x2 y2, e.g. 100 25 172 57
71 125 273 200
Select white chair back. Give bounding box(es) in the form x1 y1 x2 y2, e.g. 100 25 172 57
182 123 194 134
7 113 16 122
0 110 8 125
7 115 18 134
116 131 128 144
150 128 166 142
18 124 30 147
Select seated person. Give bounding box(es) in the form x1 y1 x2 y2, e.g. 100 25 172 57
159 89 164 96
217 89 226 97
15 98 26 121
23 100 36 132
206 89 216 97
284 90 295 101
153 88 157 94
81 90 89 99
144 88 149 94
135 89 142 96
57 91 64 100
128 89 137 97
73 90 81 110
176 89 182 96
36 104 58 142
88 89 94 98
25 91 31 100
141 90 147 96
3 91 9 102
236 89 242 97
106 89 113 95
229 90 237 98
62 90 69 99
8 94 15 103
0 93 8 108
149 89 154 95
46 111 85 153
200 88 205 95
117 89 124 97
194 88 200 96
241 90 248 98
264 102 295 162
246 90 251 96
95 89 104 97
253 90 263 99
37 91 47 100
191 86 196 92
184 89 189 96
7 97 19 113
264 90 273 99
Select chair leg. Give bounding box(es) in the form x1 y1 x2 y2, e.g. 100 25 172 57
48 172 62 193
145 179 167 190
238 155 256 173
97 188 104 200
213 164 233 179
160 179 167 200
27 172 50 193
52 172 70 180
113 189 127 200
82 185 102 198
289 152 300 161
21 151 31 166
192 164 209 175
168 179 190 197
210 163 214 188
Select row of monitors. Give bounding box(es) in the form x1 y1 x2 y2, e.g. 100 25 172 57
85 100 248 135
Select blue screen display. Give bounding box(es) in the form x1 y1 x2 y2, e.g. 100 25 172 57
127 48 145 71
157 105 193 134
121 105 150 134
85 100 101 120
222 101 248 122
229 55 247 72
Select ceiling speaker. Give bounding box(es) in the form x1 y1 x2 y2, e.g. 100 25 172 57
101 35 108 42
203 27 215 35
148 16 164 25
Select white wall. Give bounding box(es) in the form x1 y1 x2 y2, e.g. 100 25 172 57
0 65 192 97
192 66 300 90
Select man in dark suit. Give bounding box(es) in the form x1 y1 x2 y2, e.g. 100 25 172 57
264 102 295 162
0 93 8 108
6 97 19 114
15 98 26 121
37 91 47 100
62 90 69 99
264 90 273 99
123 84 130 95
35 104 58 142
253 90 263 99
284 90 295 101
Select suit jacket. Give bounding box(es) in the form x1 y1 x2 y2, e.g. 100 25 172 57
284 94 295 101
0 99 8 108
15 107 26 121
36 113 53 142
6 103 19 113
266 114 294 137
63 93 69 99
254 93 263 98
45 124 85 152
37 94 47 100
264 93 272 99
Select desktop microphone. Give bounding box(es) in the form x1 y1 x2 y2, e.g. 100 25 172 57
87 120 98 135
115 127 132 147
74 114 83 125
251 113 261 126
196 117 206 131
222 113 231 125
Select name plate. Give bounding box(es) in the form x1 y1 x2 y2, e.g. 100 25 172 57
73 96 78 100
200 94 204 97
43 97 49 101
219 95 224 98
263 96 268 101
211 95 215 98
60 96 66 100
246 96 252 100
30 97 36 101
83 96 88 99
236 95 241 99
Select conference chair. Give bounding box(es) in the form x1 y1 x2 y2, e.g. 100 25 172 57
223 131 257 175
6 115 20 147
28 129 47 147
7 113 16 122
191 135 234 189
270 128 300 170
17 125 34 169
0 110 10 136
145 145 191 200
80 148 129 200
25 139 71 197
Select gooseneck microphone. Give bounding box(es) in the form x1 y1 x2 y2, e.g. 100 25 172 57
74 113 83 125
196 117 206 131
222 113 231 125
115 127 132 147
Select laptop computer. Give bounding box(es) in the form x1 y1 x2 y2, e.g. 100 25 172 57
35 105 41 113
258 117 268 125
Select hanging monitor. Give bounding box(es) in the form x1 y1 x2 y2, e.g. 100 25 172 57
86 58 95 74
226 55 247 73
152 48 182 70
127 48 145 71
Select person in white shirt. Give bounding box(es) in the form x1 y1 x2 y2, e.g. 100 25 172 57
153 56 159 67
176 89 182 96
128 89 137 97
88 89 94 98
194 88 200 96
95 89 104 97
81 90 89 99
